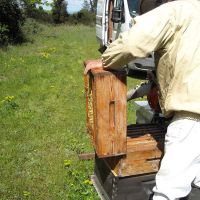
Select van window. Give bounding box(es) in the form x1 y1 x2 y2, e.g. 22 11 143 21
128 0 158 16
115 0 124 8
127 0 139 17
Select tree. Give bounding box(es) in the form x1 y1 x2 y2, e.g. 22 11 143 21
18 0 52 23
18 0 42 10
52 0 68 24
0 0 25 45
82 0 90 11
19 0 42 16
82 0 97 13
89 0 97 13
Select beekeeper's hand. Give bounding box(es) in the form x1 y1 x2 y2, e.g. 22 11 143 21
84 59 103 74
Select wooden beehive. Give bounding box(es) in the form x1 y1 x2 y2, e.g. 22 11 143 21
84 60 166 176
84 62 127 158
104 124 165 177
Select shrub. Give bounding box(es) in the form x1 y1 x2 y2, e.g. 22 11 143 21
52 0 69 24
0 24 9 45
68 9 95 26
24 6 53 23
21 18 43 42
0 0 25 45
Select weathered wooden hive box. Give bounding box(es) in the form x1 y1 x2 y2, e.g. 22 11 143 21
104 124 165 177
84 61 165 177
84 65 127 157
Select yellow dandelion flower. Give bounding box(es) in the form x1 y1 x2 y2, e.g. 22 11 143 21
4 96 14 102
83 179 93 185
23 191 30 197
40 52 50 59
64 160 71 167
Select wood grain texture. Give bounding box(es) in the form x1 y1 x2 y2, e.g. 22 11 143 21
108 0 114 43
84 62 127 157
78 153 95 160
103 124 166 177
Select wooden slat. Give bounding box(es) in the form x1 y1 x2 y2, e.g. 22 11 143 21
84 72 94 137
127 137 162 153
117 158 160 176
78 153 95 160
105 149 162 177
108 0 114 43
126 124 165 153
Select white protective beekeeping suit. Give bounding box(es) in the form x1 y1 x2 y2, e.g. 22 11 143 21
101 0 200 199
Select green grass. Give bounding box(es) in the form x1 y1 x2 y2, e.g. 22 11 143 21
0 23 140 200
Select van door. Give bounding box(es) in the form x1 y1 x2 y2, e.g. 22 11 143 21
96 0 131 49
111 0 140 41
96 0 107 47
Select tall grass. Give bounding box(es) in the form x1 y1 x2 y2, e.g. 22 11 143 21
0 23 139 199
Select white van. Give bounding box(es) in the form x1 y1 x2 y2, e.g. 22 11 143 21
96 0 160 51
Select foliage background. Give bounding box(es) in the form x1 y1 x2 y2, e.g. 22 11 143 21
0 0 25 45
0 0 96 46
